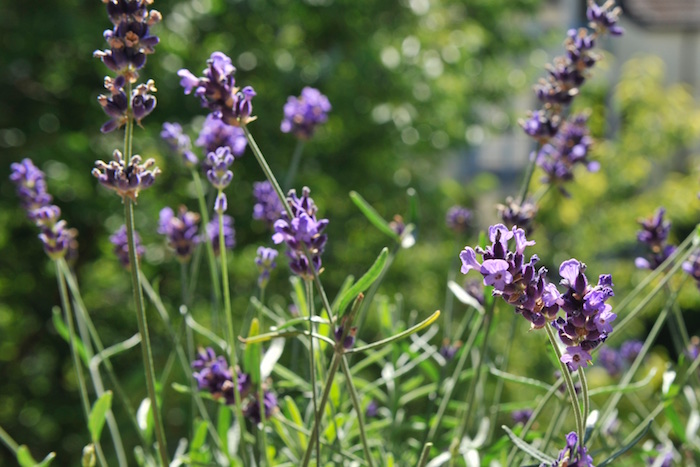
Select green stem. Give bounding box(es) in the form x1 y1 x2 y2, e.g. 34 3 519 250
140 275 223 451
0 424 19 455
340 355 375 466
304 280 320 466
544 324 584 444
578 367 589 433
452 312 494 448
243 125 294 220
58 260 146 447
487 316 517 444
124 198 169 466
301 353 342 467
283 139 306 191
217 207 249 463
427 310 486 442
190 168 222 307
56 262 108 467
517 146 539 204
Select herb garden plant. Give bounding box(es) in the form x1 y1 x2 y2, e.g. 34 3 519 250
3 0 700 466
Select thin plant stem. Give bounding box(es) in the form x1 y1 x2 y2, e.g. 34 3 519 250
0 424 19 455
304 280 320 466
517 146 539 204
578 367 589 431
301 353 342 467
140 275 223 451
505 374 565 465
56 262 108 467
417 442 433 467
427 310 486 442
283 139 305 190
243 125 294 220
452 311 494 449
190 168 221 308
487 316 517 444
544 323 584 444
124 198 169 466
340 355 375 467
217 207 249 463
58 260 146 447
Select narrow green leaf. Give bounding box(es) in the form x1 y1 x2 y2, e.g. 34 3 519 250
598 422 651 467
331 275 355 312
52 307 88 366
447 280 485 314
16 445 39 467
335 247 389 316
244 319 261 385
501 425 555 464
663 402 686 443
88 391 113 443
349 191 400 240
189 420 209 463
347 310 440 354
217 405 232 458
38 452 56 466
283 396 307 450
290 276 308 317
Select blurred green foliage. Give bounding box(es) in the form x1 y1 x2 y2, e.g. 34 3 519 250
3 0 700 464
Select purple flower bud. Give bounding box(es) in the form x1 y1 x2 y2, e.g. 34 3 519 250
445 205 472 234
196 114 248 157
161 122 198 167
92 151 160 200
158 206 200 262
110 225 145 269
206 215 235 256
587 1 624 36
255 247 278 288
497 196 538 235
280 87 332 140
511 409 533 426
253 181 285 229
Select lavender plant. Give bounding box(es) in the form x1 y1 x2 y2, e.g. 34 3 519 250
5 0 700 466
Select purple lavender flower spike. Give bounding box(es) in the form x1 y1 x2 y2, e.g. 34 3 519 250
597 346 623 377
445 205 473 234
243 390 278 424
272 187 329 280
587 0 624 36
255 246 278 288
511 409 533 426
158 206 200 262
94 0 162 83
10 158 53 217
281 87 332 140
93 150 160 200
520 110 560 143
541 431 593 467
206 215 235 256
635 208 676 271
178 52 257 126
620 339 643 363
110 224 145 268
161 122 198 167
191 347 251 405
460 224 559 328
536 113 596 194
39 221 78 261
497 196 538 235
131 80 157 125
253 180 285 229
205 146 235 191
439 339 462 361
196 114 248 157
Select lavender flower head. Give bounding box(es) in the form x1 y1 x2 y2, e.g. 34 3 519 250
92 150 160 200
682 249 700 289
587 0 624 36
243 390 278 424
206 215 235 256
511 409 533 426
158 206 200 262
497 196 538 235
161 122 197 167
11 158 78 261
635 208 676 270
178 52 257 127
93 0 162 83
206 146 235 191
255 247 278 288
96 64 157 134
10 159 53 216
253 180 285 228
536 113 598 195
191 347 250 405
196 113 247 157
445 205 473 234
272 187 329 280
541 432 593 467
280 87 332 140
110 224 145 268
459 224 559 328
597 346 623 377
553 259 616 370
